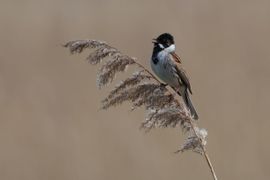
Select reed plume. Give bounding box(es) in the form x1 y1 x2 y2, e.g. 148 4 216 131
64 39 218 180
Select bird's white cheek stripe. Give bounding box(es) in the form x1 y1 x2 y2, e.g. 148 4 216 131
158 43 164 49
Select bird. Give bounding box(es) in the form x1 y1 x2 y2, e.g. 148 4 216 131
150 33 199 120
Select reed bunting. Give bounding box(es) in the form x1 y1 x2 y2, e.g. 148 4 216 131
151 33 199 120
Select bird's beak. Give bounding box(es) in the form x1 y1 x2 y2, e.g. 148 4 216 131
152 38 157 43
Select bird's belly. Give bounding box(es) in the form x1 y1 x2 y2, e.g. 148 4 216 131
150 60 179 88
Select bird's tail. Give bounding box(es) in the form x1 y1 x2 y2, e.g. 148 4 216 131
180 89 199 120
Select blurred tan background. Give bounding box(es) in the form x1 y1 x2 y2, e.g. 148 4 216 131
0 0 270 179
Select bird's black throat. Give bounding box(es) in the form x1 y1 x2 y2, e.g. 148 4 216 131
151 44 162 65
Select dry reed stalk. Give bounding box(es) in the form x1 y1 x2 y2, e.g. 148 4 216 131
64 39 218 180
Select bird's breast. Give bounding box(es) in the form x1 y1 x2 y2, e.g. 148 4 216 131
150 52 179 88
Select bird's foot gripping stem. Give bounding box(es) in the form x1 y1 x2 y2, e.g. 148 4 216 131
160 83 168 88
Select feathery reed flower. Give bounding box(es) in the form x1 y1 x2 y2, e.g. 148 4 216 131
64 39 218 180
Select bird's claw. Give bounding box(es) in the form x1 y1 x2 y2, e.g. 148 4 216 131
160 83 168 87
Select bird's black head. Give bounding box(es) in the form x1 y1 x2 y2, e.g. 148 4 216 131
153 33 175 48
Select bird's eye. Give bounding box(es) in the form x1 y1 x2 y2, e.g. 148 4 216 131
167 40 172 46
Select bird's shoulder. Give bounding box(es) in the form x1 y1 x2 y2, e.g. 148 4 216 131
168 52 186 72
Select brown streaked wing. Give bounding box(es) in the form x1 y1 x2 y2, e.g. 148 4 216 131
170 53 193 94
171 52 182 63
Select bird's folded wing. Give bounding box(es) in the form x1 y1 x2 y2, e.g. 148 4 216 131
170 53 193 94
